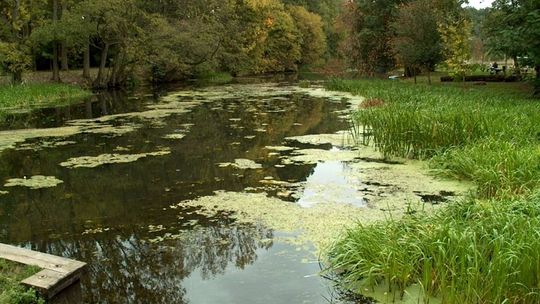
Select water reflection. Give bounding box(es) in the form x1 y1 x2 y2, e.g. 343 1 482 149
0 82 349 302
298 159 365 208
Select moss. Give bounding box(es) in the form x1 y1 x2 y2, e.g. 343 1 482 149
4 175 63 189
218 159 263 170
60 149 171 168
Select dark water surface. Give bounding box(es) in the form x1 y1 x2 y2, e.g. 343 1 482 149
0 80 351 303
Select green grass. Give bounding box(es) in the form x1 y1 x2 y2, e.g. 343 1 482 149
0 259 44 304
325 78 540 303
327 78 540 198
195 71 234 84
0 83 91 116
326 195 540 304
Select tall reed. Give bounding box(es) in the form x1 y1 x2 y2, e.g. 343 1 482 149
329 78 540 198
327 194 540 304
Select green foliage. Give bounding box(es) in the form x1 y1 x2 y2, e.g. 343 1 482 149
341 0 401 75
0 83 91 117
439 16 472 80
327 78 540 198
0 259 44 304
0 1 36 83
391 0 443 76
327 194 540 303
287 5 327 65
433 140 540 198
485 0 540 94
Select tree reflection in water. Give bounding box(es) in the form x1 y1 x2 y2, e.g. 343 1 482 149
23 222 272 303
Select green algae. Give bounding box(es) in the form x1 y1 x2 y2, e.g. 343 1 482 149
177 191 381 253
163 134 186 140
218 159 263 170
60 150 171 168
4 175 63 189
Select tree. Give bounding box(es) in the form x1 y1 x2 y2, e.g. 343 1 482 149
0 0 34 83
287 5 327 65
341 0 406 76
485 0 540 95
391 0 443 84
439 15 472 82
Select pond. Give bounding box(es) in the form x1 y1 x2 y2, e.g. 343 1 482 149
0 79 467 303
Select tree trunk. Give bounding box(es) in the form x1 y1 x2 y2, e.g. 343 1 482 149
513 56 520 76
427 70 432 85
12 71 23 84
534 65 540 97
60 1 68 71
51 0 60 82
83 42 91 79
61 43 68 71
93 43 110 89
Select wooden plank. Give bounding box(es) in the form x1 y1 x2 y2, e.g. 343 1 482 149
0 243 84 274
22 268 83 300
0 243 87 300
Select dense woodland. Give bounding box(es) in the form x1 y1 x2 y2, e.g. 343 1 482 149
0 0 539 93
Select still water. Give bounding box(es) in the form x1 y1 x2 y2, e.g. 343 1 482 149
0 80 358 303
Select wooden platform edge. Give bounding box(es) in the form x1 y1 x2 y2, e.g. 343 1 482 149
0 243 87 299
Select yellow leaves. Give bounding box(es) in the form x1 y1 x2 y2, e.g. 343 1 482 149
264 17 274 27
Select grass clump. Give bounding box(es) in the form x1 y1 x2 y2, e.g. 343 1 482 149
327 194 540 304
432 139 540 198
0 259 44 304
0 83 90 116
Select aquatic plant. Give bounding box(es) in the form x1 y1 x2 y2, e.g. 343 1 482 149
328 78 540 198
326 193 540 304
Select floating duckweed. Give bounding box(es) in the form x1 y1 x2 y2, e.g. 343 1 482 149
82 227 110 235
4 175 64 189
177 191 391 253
163 134 186 140
60 149 171 168
218 159 263 170
148 225 166 233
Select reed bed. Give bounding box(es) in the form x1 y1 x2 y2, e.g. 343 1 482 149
325 79 540 303
327 78 540 199
326 195 540 304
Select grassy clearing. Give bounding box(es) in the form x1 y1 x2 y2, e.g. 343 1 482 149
327 195 540 304
0 259 43 304
327 78 540 198
0 83 91 117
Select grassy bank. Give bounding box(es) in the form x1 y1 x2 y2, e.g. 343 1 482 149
325 78 540 303
0 259 43 304
0 83 91 118
327 79 540 198
327 195 540 304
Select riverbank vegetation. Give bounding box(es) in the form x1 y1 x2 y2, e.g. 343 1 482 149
325 76 540 302
0 0 339 89
0 259 43 304
328 194 540 304
0 83 90 118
